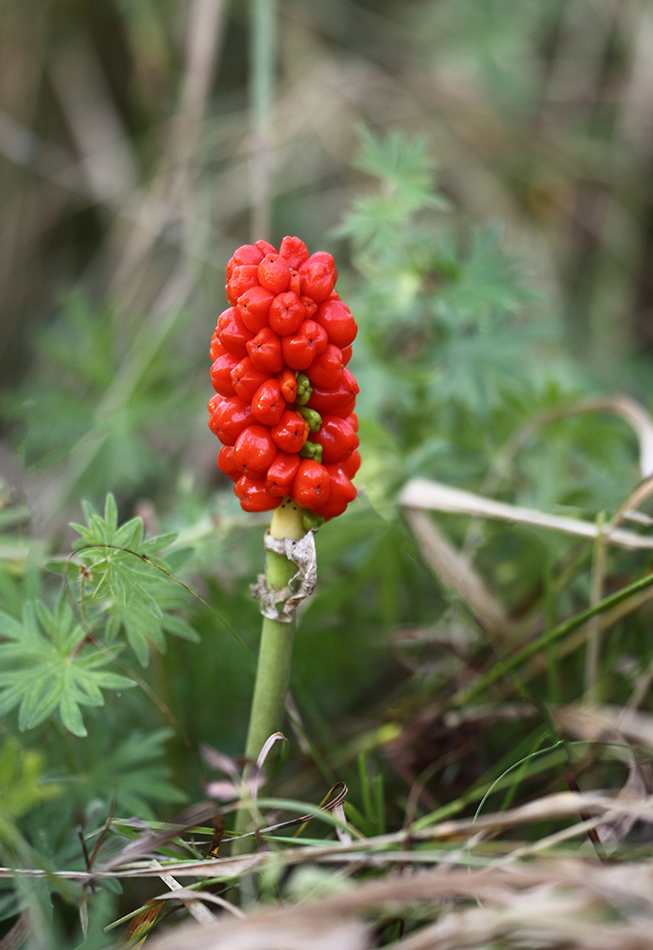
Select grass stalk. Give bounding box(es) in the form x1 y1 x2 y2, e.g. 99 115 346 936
584 511 607 702
453 568 653 708
250 0 275 241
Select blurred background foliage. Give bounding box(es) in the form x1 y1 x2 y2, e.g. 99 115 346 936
3 0 653 946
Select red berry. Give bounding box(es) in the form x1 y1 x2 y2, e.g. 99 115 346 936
217 445 240 482
208 395 255 445
210 352 239 396
299 255 335 302
234 425 277 473
234 475 281 512
300 296 318 319
279 236 309 270
281 319 328 370
217 307 254 357
310 415 359 464
228 244 264 277
246 327 284 374
307 367 359 410
305 343 344 389
255 239 277 256
237 285 275 333
344 412 358 432
340 344 353 365
332 397 357 419
340 449 361 480
292 459 330 509
278 367 298 403
210 330 224 362
311 251 337 276
314 299 358 349
271 409 309 453
289 269 302 296
230 356 270 401
311 464 356 520
258 254 290 294
268 291 306 336
306 368 359 414
208 393 222 415
226 265 259 306
251 377 285 426
265 452 301 497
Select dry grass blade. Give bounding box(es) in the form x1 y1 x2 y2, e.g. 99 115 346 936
555 702 653 752
146 859 215 926
404 508 514 637
146 856 653 950
150 915 368 950
93 802 219 875
400 479 653 549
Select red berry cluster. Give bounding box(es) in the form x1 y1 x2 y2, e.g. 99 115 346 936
208 236 361 520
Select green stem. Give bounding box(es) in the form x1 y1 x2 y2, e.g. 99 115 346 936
233 500 306 848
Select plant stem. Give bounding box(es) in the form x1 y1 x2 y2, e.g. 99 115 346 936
233 499 305 846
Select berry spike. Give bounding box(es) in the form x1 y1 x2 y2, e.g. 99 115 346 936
209 238 360 518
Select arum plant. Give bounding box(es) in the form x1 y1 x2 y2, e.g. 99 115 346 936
207 236 360 841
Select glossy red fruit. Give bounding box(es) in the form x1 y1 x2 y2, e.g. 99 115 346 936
230 357 270 402
310 415 359 464
278 367 298 403
210 352 239 396
208 395 255 445
298 263 334 303
292 459 330 509
237 285 275 333
217 445 240 482
210 330 224 362
227 243 264 278
344 412 358 432
217 307 254 357
289 269 301 296
268 291 306 336
311 464 356 520
314 299 358 349
340 449 361 480
300 296 317 319
299 254 335 302
311 251 337 277
281 320 328 370
305 343 344 389
279 236 309 270
226 265 259 306
246 327 284 374
255 239 276 256
340 344 353 365
258 254 291 294
234 425 278 473
271 409 309 453
251 377 285 426
208 393 223 415
265 452 301 497
306 368 359 414
234 475 281 512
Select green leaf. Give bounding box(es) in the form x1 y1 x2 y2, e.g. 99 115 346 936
0 600 135 736
70 493 199 665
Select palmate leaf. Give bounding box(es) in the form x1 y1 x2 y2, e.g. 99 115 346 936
71 493 199 666
0 599 134 737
